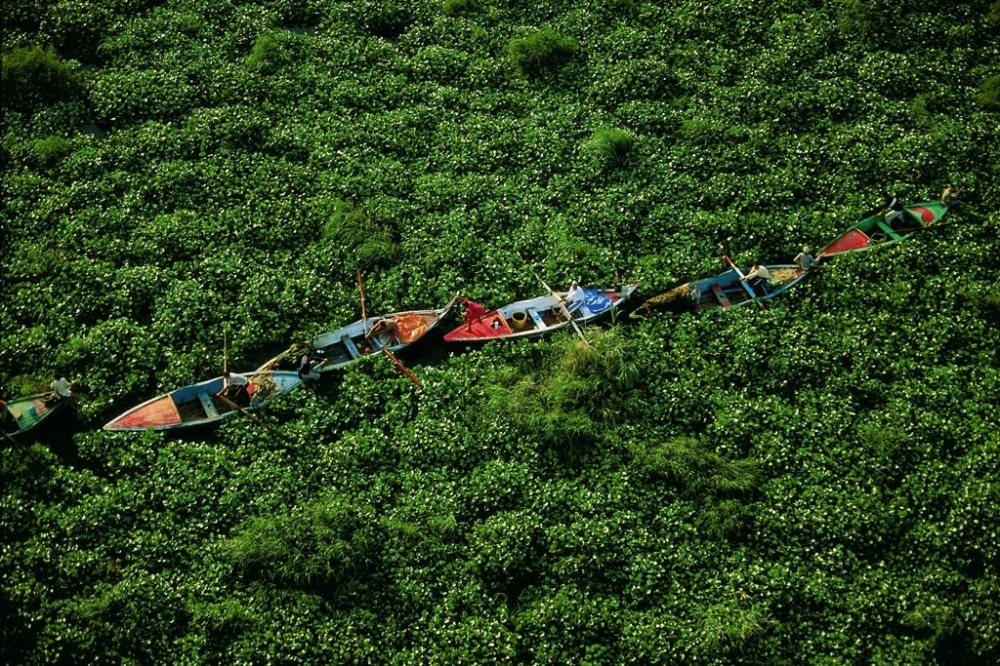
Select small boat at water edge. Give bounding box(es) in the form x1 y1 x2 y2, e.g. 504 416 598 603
631 265 809 317
443 283 640 343
817 200 950 259
103 370 300 431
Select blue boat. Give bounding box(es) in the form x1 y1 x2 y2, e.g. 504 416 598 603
103 370 300 431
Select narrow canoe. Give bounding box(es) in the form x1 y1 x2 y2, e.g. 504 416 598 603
817 200 950 259
631 265 809 317
103 370 300 431
444 282 640 343
1 392 66 436
310 299 457 373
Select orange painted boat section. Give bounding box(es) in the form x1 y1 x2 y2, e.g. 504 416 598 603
111 396 182 429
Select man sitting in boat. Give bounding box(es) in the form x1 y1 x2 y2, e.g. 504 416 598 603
50 375 74 399
563 280 586 313
366 317 401 348
218 371 252 407
878 190 906 228
296 350 326 380
794 247 816 271
744 263 776 295
941 184 964 208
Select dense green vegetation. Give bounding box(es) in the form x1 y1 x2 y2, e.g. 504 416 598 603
3 0 999 663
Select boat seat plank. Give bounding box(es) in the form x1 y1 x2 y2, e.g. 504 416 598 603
875 220 901 238
197 392 219 419
711 284 732 307
526 307 547 329
341 334 360 358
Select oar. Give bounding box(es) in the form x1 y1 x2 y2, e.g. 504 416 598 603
723 254 766 310
382 348 423 388
535 274 587 343
357 269 369 335
216 392 288 441
0 426 22 449
0 425 41 462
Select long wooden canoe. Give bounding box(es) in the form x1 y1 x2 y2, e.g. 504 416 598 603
631 265 809 317
443 282 640 343
1 392 66 436
817 200 950 259
103 370 300 431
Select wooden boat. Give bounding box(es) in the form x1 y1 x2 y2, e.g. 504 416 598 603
103 370 300 431
817 200 950 259
631 265 808 317
308 298 457 373
443 282 640 343
0 392 66 436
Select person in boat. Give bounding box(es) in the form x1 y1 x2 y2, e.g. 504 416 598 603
743 263 774 295
794 247 816 271
367 317 401 347
50 375 74 399
563 280 586 313
218 371 251 406
877 190 906 227
296 349 326 379
744 263 771 281
613 270 624 293
457 296 487 325
941 184 964 207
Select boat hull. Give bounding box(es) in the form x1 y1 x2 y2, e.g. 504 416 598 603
818 200 949 259
311 303 455 373
103 370 301 431
444 283 639 343
2 392 66 435
632 265 808 317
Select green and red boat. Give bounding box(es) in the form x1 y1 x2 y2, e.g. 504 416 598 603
817 200 951 259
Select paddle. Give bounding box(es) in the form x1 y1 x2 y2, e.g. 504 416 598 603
382 348 423 388
0 426 22 449
357 269 369 336
216 391 288 441
723 253 766 310
535 274 587 343
220 329 288 440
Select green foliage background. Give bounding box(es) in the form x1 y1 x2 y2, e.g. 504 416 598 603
3 0 1000 663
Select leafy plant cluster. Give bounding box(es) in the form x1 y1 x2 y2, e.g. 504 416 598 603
2 0 1000 664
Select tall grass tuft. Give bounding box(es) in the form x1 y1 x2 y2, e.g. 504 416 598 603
977 75 1000 110
2 46 83 113
507 27 578 77
323 200 400 270
442 0 475 17
223 493 376 591
582 127 635 167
